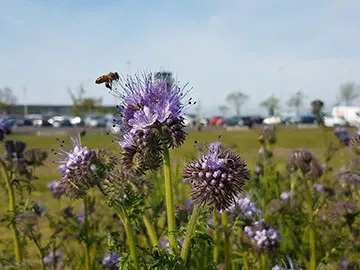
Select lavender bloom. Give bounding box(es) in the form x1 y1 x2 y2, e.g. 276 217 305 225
77 213 85 223
313 183 335 196
105 73 193 173
254 165 263 176
244 219 280 252
280 191 292 200
48 180 65 199
43 250 64 266
101 253 121 269
227 194 262 221
52 135 96 199
183 141 250 211
32 202 46 216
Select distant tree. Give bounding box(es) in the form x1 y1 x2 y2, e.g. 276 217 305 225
287 90 306 115
311 99 325 125
0 87 18 114
68 85 104 117
260 94 279 116
226 92 249 116
338 82 360 105
218 105 230 116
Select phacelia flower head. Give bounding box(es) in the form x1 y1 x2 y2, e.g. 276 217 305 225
48 180 65 199
313 183 335 196
183 141 250 211
101 253 121 269
52 135 103 199
4 140 29 176
103 72 193 173
244 219 280 253
328 201 359 226
280 191 292 201
32 202 46 216
43 250 64 267
286 148 322 179
24 148 48 167
333 158 360 193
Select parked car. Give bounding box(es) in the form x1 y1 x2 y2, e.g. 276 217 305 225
84 116 107 128
225 116 253 128
263 116 282 125
285 114 318 125
249 115 264 125
208 116 225 126
324 114 348 127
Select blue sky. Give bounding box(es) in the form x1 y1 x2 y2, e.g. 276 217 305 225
1 0 360 116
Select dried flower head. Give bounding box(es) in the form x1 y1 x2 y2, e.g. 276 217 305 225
183 141 250 211
101 253 121 269
15 211 39 237
4 140 29 176
328 201 359 225
286 149 322 179
48 180 65 199
333 158 360 192
244 219 280 252
24 148 48 167
265 199 285 215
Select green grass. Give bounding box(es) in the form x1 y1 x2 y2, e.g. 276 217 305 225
0 126 355 266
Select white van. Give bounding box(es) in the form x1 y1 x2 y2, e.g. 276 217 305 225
331 106 360 126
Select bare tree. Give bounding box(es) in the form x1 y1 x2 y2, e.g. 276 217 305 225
287 90 306 115
260 94 279 116
338 82 360 105
218 105 230 117
226 92 249 116
0 87 18 113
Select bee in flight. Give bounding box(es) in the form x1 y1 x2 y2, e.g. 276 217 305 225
95 72 120 90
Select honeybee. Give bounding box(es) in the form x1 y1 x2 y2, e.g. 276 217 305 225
95 72 120 90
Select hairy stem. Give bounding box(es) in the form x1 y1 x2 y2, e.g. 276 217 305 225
212 212 220 265
0 160 22 263
83 196 92 270
162 145 178 253
222 211 231 270
33 237 45 270
181 204 200 261
143 214 158 247
306 179 316 270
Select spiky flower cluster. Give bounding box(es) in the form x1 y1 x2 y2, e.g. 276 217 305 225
334 127 350 145
227 194 262 221
244 219 280 252
183 141 250 211
101 253 121 269
258 125 277 145
107 73 193 173
286 149 322 179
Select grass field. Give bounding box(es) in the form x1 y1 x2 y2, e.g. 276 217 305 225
0 126 356 268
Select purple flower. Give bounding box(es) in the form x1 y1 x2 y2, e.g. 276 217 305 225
77 213 85 223
286 149 322 179
244 219 280 252
43 250 63 266
106 73 193 173
313 183 335 196
101 253 121 269
32 202 46 216
254 165 263 176
227 194 262 221
48 180 65 199
334 127 350 145
183 141 250 211
280 191 292 201
52 135 97 199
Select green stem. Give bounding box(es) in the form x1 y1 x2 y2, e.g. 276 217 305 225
261 254 267 270
162 145 178 253
0 160 22 263
33 238 45 270
212 212 220 265
222 211 231 270
309 225 316 270
181 204 199 261
83 197 92 270
143 214 158 247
